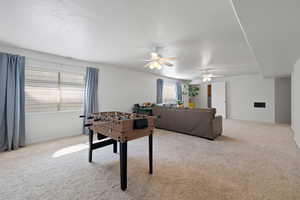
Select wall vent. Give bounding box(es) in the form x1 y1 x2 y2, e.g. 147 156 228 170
254 102 266 108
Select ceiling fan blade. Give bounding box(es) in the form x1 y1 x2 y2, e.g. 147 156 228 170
163 62 173 67
160 57 176 61
197 65 248 71
211 75 225 77
201 73 224 78
202 75 224 78
196 68 219 71
159 60 174 65
197 67 233 71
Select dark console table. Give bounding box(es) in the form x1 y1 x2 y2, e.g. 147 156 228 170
133 106 153 116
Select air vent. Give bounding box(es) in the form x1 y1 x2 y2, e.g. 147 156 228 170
254 102 266 108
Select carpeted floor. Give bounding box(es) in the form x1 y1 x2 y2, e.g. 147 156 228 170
1 120 300 200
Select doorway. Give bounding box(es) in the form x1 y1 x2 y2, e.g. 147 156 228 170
275 77 291 124
210 82 226 118
207 84 212 108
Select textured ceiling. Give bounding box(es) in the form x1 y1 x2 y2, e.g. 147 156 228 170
0 0 264 79
232 0 300 78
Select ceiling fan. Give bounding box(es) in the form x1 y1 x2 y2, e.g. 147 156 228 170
201 73 224 82
197 67 225 82
196 64 249 82
144 48 176 70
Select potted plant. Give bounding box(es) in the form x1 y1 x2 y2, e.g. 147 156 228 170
176 100 184 108
182 80 191 107
188 85 200 108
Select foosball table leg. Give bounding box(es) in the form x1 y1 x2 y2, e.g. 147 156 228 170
119 141 127 191
149 133 153 174
89 129 94 163
113 140 117 153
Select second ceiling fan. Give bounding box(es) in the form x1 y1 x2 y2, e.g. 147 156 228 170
197 66 225 82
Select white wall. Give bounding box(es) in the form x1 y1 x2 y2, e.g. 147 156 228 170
199 83 208 109
25 111 82 144
197 74 275 123
292 59 300 148
274 77 291 124
99 67 164 112
0 44 171 144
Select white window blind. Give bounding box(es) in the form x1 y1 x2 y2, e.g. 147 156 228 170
60 72 85 111
163 81 177 104
25 67 85 112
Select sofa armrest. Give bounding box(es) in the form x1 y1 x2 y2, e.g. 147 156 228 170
212 116 223 137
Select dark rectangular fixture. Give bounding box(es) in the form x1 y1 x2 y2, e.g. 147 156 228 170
254 102 266 108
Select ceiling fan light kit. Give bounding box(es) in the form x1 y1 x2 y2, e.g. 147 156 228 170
144 48 176 70
202 77 212 82
148 61 162 70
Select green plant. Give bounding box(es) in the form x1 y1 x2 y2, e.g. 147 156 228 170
176 100 184 105
182 80 191 96
188 85 200 97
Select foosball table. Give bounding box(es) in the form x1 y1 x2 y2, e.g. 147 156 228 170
80 111 156 191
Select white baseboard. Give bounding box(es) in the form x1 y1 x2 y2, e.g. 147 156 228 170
292 128 300 149
295 135 300 149
26 133 82 145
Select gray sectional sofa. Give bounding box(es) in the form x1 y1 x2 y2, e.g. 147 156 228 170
152 106 223 140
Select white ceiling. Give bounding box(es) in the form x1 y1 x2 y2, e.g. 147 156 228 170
232 0 300 78
1 0 295 79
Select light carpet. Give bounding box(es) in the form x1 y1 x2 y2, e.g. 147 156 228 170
1 120 300 200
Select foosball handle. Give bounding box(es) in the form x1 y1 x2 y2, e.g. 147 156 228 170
79 115 93 119
84 123 93 127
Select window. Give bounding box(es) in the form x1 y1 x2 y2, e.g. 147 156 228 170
163 81 177 104
60 72 85 111
25 67 85 112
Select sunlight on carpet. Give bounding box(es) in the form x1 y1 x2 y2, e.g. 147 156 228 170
52 143 88 158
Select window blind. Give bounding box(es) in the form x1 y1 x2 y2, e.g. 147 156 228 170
25 67 85 112
163 81 177 104
60 72 85 111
